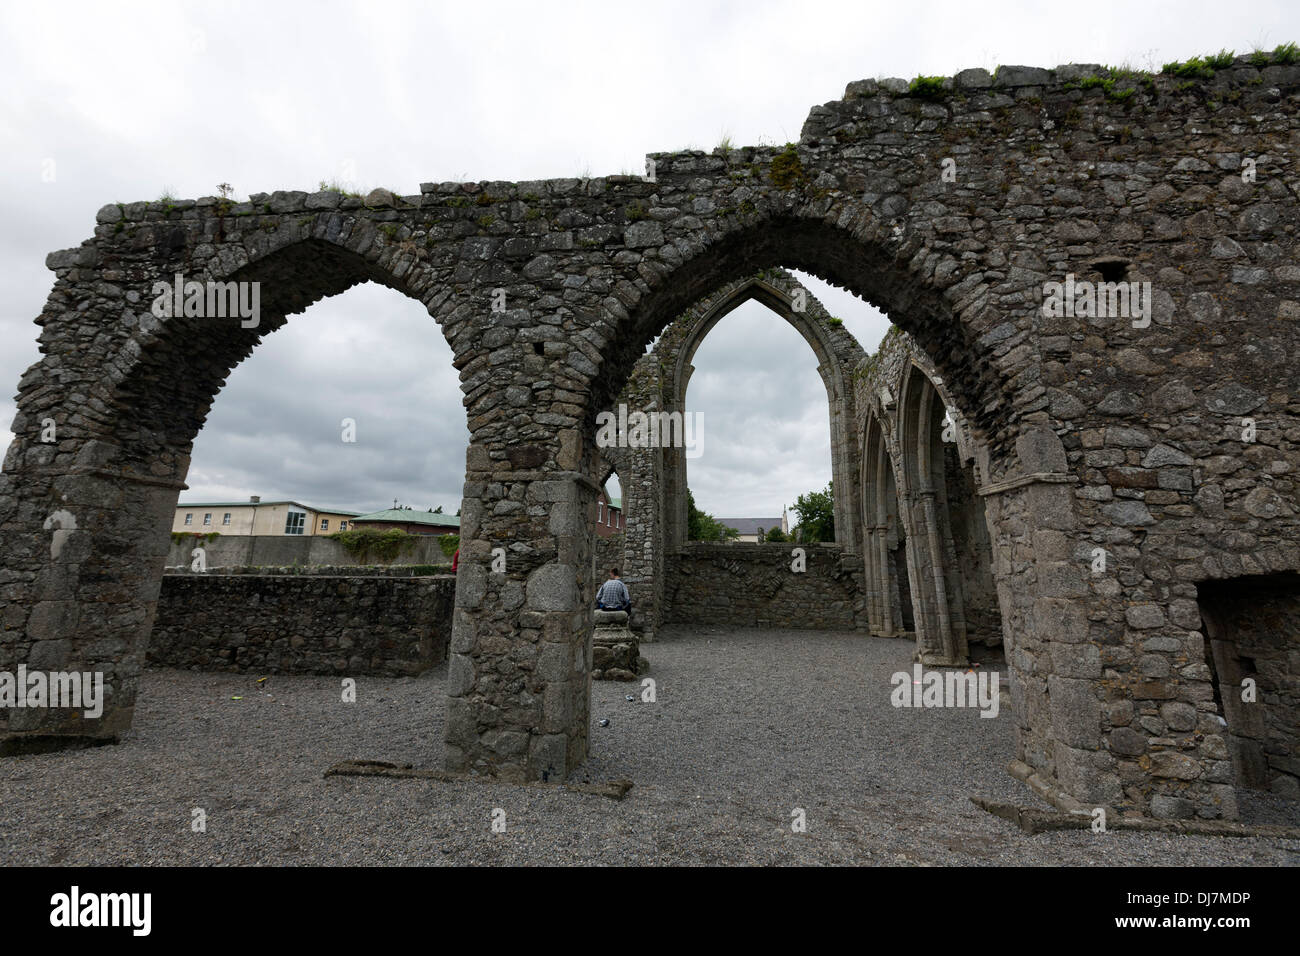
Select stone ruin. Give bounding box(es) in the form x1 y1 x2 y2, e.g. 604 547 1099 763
590 610 647 682
3 56 1300 821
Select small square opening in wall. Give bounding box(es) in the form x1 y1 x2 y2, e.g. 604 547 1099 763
1093 257 1129 283
533 342 545 355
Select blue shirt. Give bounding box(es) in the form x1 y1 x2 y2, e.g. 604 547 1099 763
595 578 630 607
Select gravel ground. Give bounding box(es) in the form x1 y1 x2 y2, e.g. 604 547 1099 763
1 628 1297 866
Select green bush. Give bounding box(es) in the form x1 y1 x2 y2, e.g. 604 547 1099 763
327 527 418 564
438 534 460 558
171 530 220 545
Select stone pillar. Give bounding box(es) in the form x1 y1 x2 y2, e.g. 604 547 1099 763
618 442 663 639
0 458 178 753
919 489 964 664
861 525 880 633
872 523 895 636
444 437 597 782
819 361 858 556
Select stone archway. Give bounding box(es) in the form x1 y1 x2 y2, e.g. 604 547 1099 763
857 327 1009 661
0 235 473 753
898 361 973 665
598 268 867 635
6 57 1300 821
862 407 912 640
651 269 866 555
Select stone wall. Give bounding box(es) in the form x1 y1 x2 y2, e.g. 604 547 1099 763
664 543 868 630
593 532 624 579
165 533 452 569
149 573 455 676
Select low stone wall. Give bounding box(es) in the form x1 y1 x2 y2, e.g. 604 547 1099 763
664 543 868 630
149 573 455 676
165 533 452 569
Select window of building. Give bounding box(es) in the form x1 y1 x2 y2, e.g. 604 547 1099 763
285 510 306 535
184 513 192 525
203 513 212 526
597 502 604 523
339 521 348 531
320 518 329 531
222 513 231 525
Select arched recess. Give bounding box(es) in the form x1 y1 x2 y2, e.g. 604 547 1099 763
896 361 1003 664
899 362 962 664
0 234 468 750
861 408 910 639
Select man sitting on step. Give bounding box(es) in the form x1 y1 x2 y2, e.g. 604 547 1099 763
594 567 632 616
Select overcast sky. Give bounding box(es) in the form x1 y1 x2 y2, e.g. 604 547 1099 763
3 1 1297 519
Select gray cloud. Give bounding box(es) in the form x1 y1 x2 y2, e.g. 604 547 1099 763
3 0 1295 522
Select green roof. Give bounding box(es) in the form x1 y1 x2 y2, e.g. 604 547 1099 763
608 497 622 510
352 509 460 528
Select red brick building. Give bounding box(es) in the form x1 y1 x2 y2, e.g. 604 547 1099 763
595 492 623 538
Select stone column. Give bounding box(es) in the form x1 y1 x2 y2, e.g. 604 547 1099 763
873 523 896 637
444 435 598 782
0 457 178 753
819 361 858 556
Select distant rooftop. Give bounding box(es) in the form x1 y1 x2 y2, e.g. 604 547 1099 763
352 508 461 528
177 499 363 516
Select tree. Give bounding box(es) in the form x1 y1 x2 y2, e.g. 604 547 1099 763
687 489 739 542
791 481 834 543
433 505 443 513
764 526 788 543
